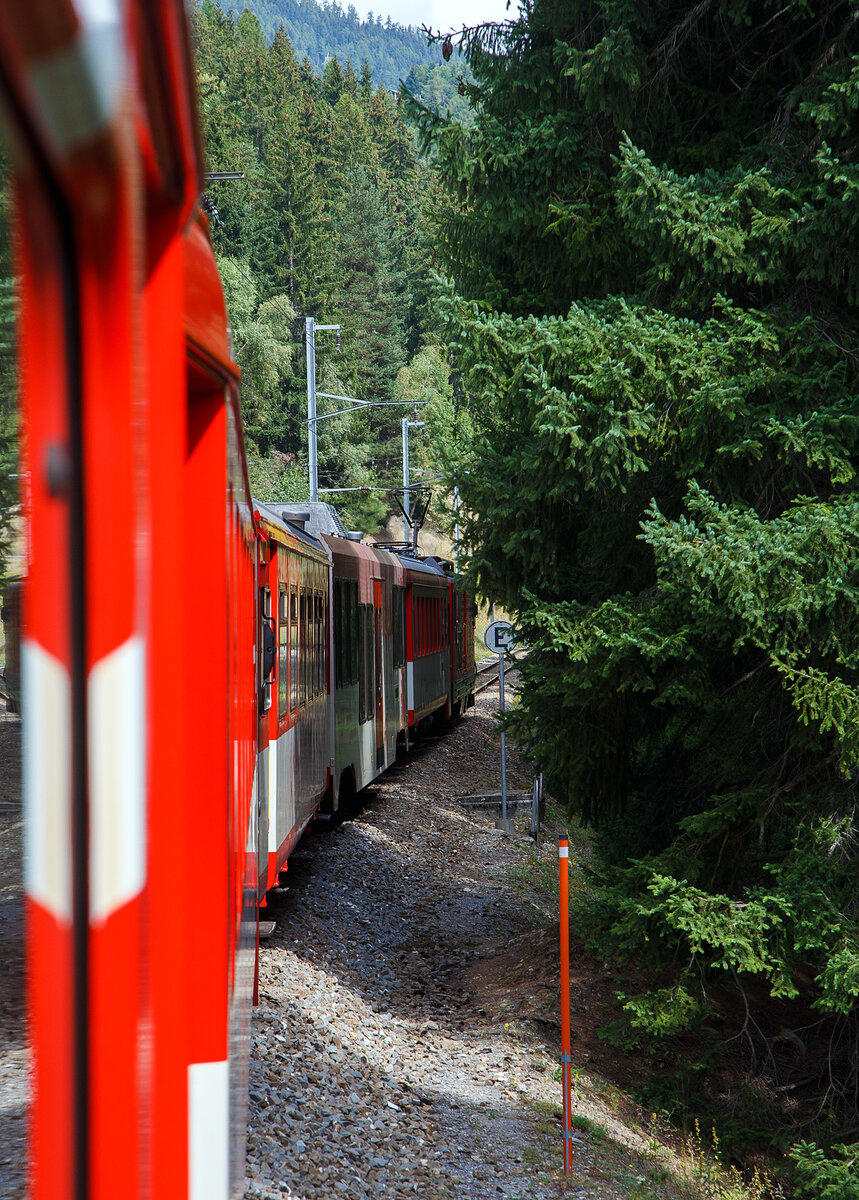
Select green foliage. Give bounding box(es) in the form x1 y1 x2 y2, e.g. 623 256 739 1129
620 980 708 1039
790 1140 859 1200
194 1 434 530
246 448 308 502
402 61 476 126
217 254 297 448
415 0 859 1156
212 0 455 93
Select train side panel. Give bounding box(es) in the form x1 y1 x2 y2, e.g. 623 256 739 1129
450 581 477 716
326 538 405 798
0 4 260 1197
405 559 451 729
256 506 331 889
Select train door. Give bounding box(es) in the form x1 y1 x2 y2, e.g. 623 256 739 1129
256 583 273 899
373 579 384 769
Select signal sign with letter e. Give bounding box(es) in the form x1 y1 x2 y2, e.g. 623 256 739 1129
484 620 516 655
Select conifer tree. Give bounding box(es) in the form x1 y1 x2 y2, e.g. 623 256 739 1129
192 1 426 527
412 0 859 1138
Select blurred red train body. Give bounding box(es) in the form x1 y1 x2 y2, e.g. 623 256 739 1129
0 3 475 1198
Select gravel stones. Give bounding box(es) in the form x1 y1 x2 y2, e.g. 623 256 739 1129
0 711 26 1200
245 676 589 1200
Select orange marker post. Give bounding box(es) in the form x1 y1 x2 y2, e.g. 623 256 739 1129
559 836 573 1173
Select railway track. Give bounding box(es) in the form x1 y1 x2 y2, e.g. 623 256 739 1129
473 649 526 695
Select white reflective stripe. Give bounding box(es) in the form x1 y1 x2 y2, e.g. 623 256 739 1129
559 846 569 858
267 739 278 853
406 661 414 710
88 636 146 923
28 6 124 154
22 640 73 923
189 1060 229 1200
77 0 121 21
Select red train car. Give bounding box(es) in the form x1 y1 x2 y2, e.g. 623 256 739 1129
0 4 259 1198
254 502 332 894
448 577 477 720
404 555 452 730
1 6 478 1199
326 533 405 798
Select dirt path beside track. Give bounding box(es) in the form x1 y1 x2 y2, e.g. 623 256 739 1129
0 710 27 1200
245 675 691 1200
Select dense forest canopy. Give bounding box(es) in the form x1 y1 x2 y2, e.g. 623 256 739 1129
194 0 459 528
212 0 475 115
408 0 859 1183
2 0 858 1187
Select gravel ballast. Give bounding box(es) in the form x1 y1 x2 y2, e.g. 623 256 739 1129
0 671 667 1200
0 709 26 1200
245 672 650 1200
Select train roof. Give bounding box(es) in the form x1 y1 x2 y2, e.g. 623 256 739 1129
253 500 331 556
274 502 348 539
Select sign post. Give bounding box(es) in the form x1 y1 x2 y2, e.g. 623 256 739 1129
559 836 573 1172
484 620 517 833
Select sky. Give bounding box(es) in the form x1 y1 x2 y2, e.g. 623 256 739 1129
357 0 519 33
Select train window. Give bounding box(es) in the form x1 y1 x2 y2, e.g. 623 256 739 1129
336 581 348 690
344 584 351 685
392 586 404 669
301 589 309 702
278 587 289 718
290 587 299 710
315 593 323 695
310 590 316 697
333 582 341 689
290 588 297 705
309 592 315 697
349 582 358 685
323 592 330 692
365 605 373 721
357 605 366 722
308 589 314 698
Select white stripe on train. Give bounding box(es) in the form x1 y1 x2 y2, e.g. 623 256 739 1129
22 639 72 922
188 1058 230 1200
88 635 146 923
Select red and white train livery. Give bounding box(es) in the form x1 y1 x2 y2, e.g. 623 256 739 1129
0 4 475 1198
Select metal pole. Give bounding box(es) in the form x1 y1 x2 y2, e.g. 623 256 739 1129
305 316 318 503
559 836 573 1173
402 417 410 544
499 650 507 820
531 771 542 844
454 485 460 572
